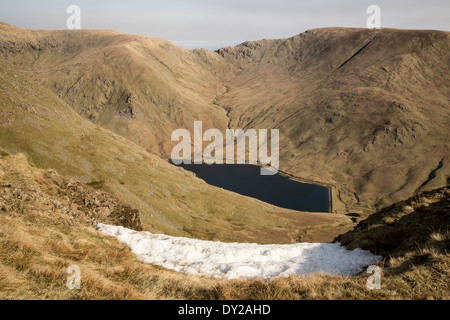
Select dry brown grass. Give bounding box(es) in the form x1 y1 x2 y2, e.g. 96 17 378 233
1 181 448 300
0 115 448 301
1 209 448 300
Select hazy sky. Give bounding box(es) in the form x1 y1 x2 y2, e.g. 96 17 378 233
1 0 449 50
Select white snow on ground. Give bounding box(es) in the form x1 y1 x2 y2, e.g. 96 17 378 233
97 223 382 280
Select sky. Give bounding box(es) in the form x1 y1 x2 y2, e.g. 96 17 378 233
0 0 449 50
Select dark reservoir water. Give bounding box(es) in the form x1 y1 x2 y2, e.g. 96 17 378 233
177 164 330 213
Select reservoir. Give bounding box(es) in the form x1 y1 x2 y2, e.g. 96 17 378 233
178 164 330 213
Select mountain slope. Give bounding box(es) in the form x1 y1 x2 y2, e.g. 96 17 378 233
216 28 450 211
335 186 449 257
1 23 448 213
1 152 448 299
0 149 142 230
0 21 229 157
0 59 349 243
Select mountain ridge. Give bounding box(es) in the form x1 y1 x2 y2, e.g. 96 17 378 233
1 21 449 214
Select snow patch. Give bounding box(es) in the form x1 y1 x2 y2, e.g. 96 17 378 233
97 223 382 280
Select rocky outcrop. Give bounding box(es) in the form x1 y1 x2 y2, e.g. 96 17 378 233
0 151 142 231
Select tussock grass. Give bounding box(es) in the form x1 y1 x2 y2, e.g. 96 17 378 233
0 193 448 300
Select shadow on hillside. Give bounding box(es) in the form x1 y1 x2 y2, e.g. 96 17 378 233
336 187 449 264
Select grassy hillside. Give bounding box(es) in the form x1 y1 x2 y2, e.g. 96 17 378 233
0 22 448 299
0 60 350 243
336 186 449 258
1 152 447 299
1 23 448 214
216 28 450 212
0 21 229 157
